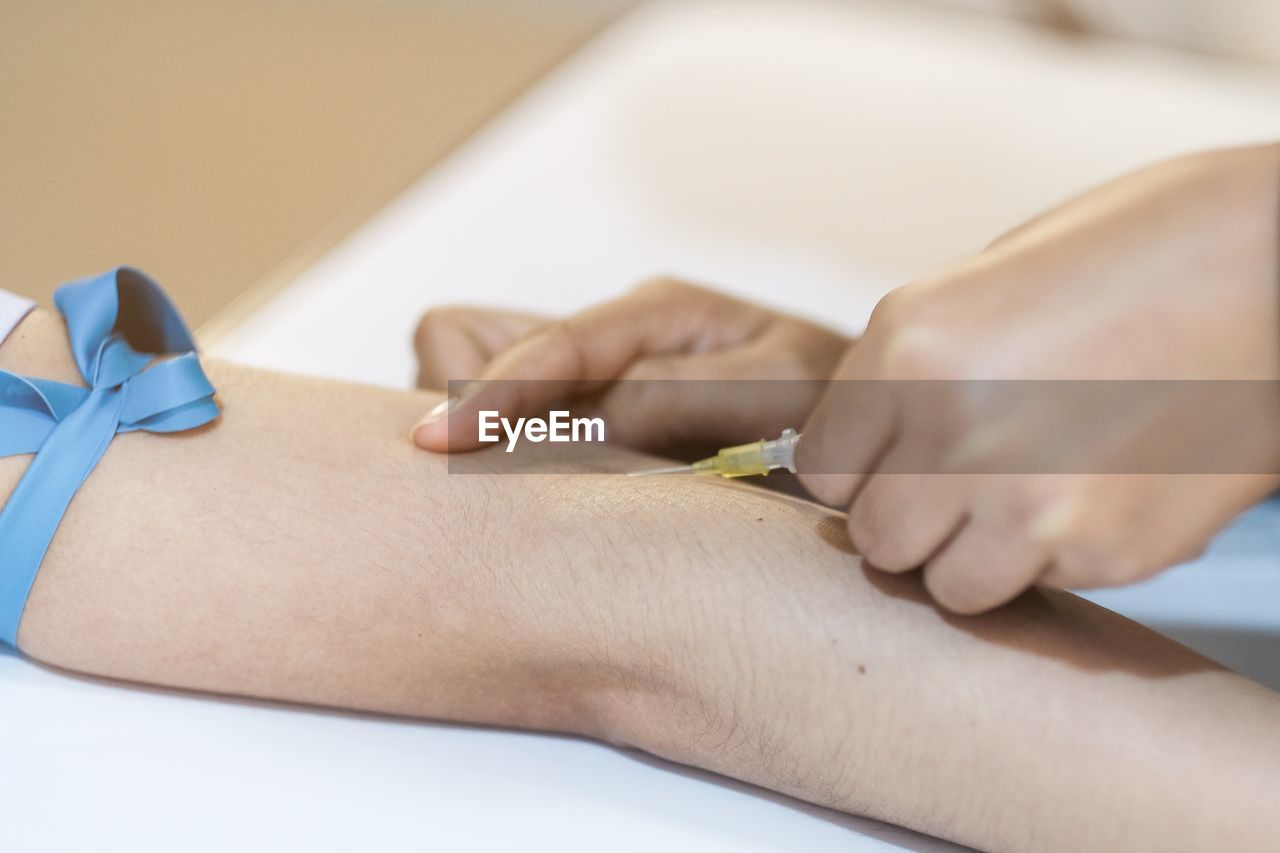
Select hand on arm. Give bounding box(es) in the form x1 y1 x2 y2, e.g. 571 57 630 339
409 277 851 455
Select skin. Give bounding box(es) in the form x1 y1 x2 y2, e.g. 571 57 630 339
410 281 852 454
800 142 1280 613
412 143 1280 614
3 305 1280 850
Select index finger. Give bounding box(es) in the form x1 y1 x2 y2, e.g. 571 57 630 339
412 280 761 452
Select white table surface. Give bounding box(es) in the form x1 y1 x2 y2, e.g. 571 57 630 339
6 1 1280 850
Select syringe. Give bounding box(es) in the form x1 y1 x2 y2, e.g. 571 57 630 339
628 428 801 479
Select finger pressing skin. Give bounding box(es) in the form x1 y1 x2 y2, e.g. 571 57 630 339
413 279 769 452
922 525 1048 615
846 474 968 572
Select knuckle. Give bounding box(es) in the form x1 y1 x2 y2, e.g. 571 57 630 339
1027 488 1087 549
867 283 912 326
998 482 1060 531
528 320 588 378
632 275 697 300
878 320 960 380
414 305 469 346
535 318 577 354
412 314 435 349
619 358 667 382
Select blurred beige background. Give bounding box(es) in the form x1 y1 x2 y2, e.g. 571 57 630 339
4 0 1276 327
0 0 632 323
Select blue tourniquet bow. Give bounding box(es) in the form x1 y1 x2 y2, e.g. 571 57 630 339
0 268 219 648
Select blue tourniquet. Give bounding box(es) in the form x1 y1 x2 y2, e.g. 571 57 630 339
0 268 219 648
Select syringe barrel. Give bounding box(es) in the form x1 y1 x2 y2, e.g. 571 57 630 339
703 440 771 477
691 428 801 478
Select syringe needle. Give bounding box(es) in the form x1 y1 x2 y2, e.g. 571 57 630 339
627 464 695 477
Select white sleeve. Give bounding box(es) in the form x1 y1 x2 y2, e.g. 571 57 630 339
0 288 36 350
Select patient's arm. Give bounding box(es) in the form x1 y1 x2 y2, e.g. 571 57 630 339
3 308 1278 852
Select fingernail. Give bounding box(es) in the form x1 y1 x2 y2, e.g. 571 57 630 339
413 381 485 435
420 397 453 425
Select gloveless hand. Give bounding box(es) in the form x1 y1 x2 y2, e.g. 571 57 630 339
798 143 1280 613
411 278 851 455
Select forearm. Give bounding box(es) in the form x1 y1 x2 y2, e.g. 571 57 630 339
4 310 1278 851
2 311 610 733
0 311 544 726
631 534 1280 850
